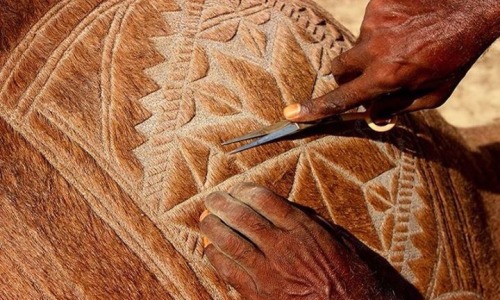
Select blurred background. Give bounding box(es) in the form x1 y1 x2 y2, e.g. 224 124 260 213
314 0 500 128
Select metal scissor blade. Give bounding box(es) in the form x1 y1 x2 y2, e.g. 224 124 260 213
222 120 292 145
229 123 301 154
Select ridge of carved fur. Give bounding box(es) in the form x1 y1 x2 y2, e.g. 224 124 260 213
0 0 497 299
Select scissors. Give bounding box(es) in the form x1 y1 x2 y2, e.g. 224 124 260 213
222 106 398 154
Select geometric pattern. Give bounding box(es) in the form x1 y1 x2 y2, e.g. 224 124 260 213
0 0 492 298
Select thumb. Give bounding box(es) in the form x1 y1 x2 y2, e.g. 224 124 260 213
283 75 382 122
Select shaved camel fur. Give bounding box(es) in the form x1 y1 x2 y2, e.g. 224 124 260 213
0 0 497 299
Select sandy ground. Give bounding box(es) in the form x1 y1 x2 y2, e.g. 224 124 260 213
314 0 500 128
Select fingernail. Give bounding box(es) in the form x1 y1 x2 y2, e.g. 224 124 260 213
202 236 212 248
199 210 210 222
283 103 301 120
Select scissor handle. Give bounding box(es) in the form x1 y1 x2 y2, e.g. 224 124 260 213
338 107 398 132
365 115 398 132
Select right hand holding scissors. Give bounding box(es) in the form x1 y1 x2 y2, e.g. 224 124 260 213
284 0 500 122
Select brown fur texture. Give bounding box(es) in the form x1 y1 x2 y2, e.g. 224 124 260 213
459 122 500 255
0 0 497 299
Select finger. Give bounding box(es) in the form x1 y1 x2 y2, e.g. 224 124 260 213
229 183 307 230
371 83 455 118
396 83 456 115
283 74 387 122
331 48 365 84
205 245 257 296
204 192 276 245
200 214 263 268
369 92 418 119
395 94 447 115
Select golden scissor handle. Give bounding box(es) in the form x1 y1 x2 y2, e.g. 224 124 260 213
365 115 398 132
337 105 398 132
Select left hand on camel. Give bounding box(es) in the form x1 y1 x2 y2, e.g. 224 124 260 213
199 183 397 300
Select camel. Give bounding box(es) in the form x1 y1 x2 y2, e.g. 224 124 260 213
0 0 497 298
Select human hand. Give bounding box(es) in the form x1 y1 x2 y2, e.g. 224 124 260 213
199 183 398 300
284 0 500 121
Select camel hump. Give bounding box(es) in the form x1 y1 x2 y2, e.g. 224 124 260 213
0 0 496 298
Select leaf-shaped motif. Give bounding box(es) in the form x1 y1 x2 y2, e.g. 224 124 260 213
199 19 240 42
214 50 284 121
189 45 209 82
308 148 383 250
287 153 332 221
204 153 242 188
192 82 241 116
159 149 199 214
176 90 196 127
196 93 238 116
319 48 333 76
239 21 267 57
381 213 395 250
310 45 324 71
271 23 316 105
218 0 240 8
240 0 262 10
179 138 211 188
314 137 395 183
247 152 300 199
201 5 234 23
246 8 271 25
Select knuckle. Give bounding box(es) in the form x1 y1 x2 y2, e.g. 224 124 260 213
229 182 260 195
274 230 296 249
250 189 272 203
332 53 349 68
246 219 272 234
228 278 245 292
204 245 218 261
250 191 285 212
361 19 378 34
205 191 224 203
229 242 254 262
230 182 268 199
283 219 307 234
280 207 303 228
313 94 347 116
220 235 239 252
234 207 272 233
324 94 348 111
218 262 240 280
331 50 363 73
205 191 230 209
422 97 445 109
199 214 218 234
371 65 402 89
232 206 254 225
422 101 440 110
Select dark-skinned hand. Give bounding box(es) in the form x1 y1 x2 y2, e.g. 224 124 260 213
199 183 399 300
283 0 500 121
